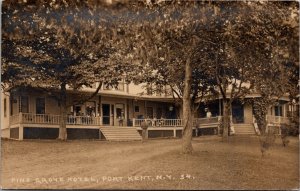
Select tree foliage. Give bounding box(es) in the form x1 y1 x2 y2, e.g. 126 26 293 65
1 0 135 140
125 1 299 151
1 1 298 151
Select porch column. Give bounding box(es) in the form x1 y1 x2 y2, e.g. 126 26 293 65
19 125 24 140
99 116 102 126
173 129 176 138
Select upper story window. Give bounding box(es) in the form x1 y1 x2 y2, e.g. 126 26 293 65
164 86 172 96
116 79 125 91
156 85 163 96
103 79 125 92
103 84 113 90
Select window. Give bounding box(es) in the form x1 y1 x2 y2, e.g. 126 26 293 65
19 96 29 113
4 98 7 117
75 105 82 116
275 105 283 116
117 79 125 91
36 98 45 114
164 86 172 96
134 106 139 113
103 83 113 90
10 96 14 116
103 79 125 91
85 101 96 117
156 85 163 96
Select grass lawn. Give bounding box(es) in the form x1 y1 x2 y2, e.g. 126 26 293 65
1 135 299 190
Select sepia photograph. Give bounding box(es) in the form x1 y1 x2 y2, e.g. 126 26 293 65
1 0 299 190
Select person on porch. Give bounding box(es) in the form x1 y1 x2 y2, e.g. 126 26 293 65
205 108 212 118
118 111 124 126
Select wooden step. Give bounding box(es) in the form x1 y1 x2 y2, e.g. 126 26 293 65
233 124 256 135
100 127 142 141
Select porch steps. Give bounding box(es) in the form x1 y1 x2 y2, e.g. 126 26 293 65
99 127 142 141
233 123 256 135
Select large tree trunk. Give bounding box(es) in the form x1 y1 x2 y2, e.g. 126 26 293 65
252 100 275 156
58 83 67 140
222 99 230 141
257 110 274 157
182 58 193 154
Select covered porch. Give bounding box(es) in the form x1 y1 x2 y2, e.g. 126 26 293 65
7 112 291 140
10 113 221 128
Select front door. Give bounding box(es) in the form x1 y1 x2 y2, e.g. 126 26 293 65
232 103 244 123
102 104 110 125
115 103 125 126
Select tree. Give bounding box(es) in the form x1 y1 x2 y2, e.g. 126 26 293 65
130 1 299 150
247 2 299 155
1 0 133 140
120 1 226 154
198 1 299 142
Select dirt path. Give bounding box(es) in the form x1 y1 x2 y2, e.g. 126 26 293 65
1 136 299 190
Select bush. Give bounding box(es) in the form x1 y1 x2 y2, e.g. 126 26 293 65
288 123 299 136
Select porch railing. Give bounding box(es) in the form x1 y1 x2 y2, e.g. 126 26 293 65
193 117 219 126
9 114 20 126
266 115 290 124
10 113 291 128
66 116 101 126
133 119 183 127
21 113 60 124
10 113 101 126
133 117 220 127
